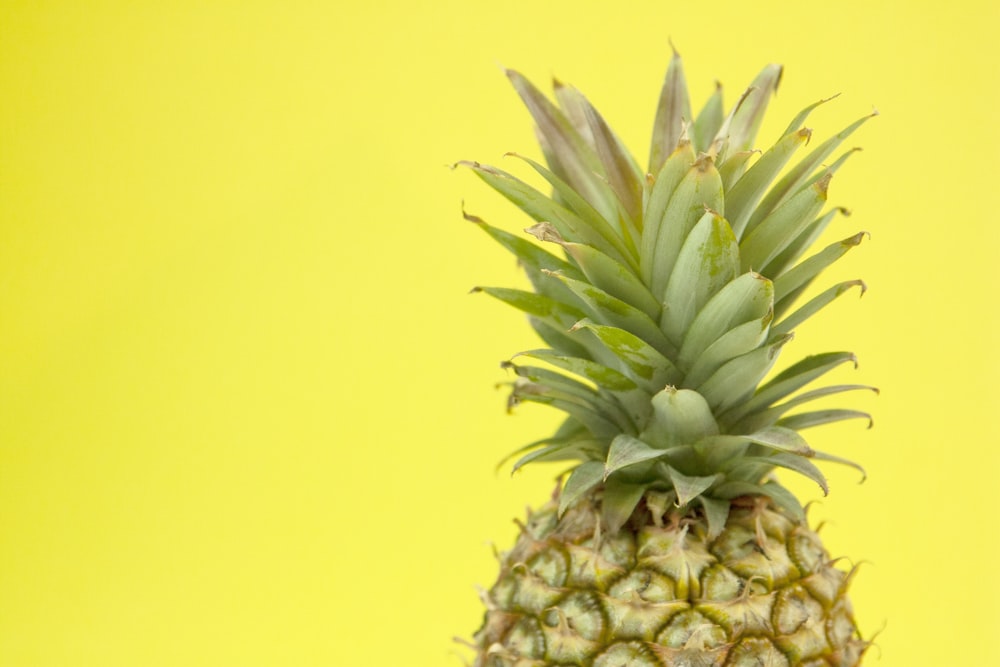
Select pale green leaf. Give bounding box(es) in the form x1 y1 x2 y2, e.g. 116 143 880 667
695 334 792 413
733 453 829 495
811 450 867 482
739 173 830 273
649 49 692 174
640 387 720 450
605 434 668 478
602 475 649 534
474 286 584 330
551 272 675 357
511 438 605 473
683 314 772 388
747 111 876 229
773 232 867 315
582 97 644 224
572 319 681 391
732 384 878 433
462 161 631 266
464 208 581 278
676 272 774 371
648 156 725 300
699 495 730 540
559 461 605 515
562 241 661 319
666 465 721 507
641 141 696 284
691 82 723 154
744 425 814 455
724 64 782 154
506 69 614 219
772 279 865 335
778 409 873 430
762 205 848 281
779 93 840 137
517 349 638 391
726 128 812 239
506 153 637 268
727 352 859 424
661 211 739 347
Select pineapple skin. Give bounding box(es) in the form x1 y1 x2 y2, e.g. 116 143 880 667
474 490 866 666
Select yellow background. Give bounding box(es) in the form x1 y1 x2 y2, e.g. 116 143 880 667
1 1 997 665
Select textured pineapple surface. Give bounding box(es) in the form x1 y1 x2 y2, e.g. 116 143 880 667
475 492 866 666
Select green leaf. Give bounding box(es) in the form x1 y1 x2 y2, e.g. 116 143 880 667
744 425 814 455
722 64 783 155
517 349 638 391
640 387 720 450
696 334 792 413
666 465 721 507
777 409 873 430
726 128 812 239
506 70 614 220
661 211 740 347
811 450 867 482
507 378 623 438
511 437 605 474
602 475 648 534
528 317 593 360
561 241 660 319
691 82 723 154
717 149 757 192
747 111 876 229
676 272 774 372
727 352 860 424
647 156 725 301
762 206 849 281
572 319 681 392
461 160 631 266
507 153 638 269
641 141 696 283
559 461 605 516
699 495 730 540
739 173 830 273
732 453 829 495
780 94 840 137
474 286 583 330
505 361 599 400
732 384 879 433
773 232 868 316
694 434 751 471
772 280 865 336
605 434 668 478
581 95 644 224
649 48 692 174
550 272 675 357
464 207 581 278
683 314 772 389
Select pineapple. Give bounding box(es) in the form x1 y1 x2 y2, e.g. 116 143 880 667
461 51 875 666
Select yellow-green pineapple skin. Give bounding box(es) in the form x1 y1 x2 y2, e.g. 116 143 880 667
475 493 865 666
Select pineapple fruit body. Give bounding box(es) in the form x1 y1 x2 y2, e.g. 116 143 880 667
461 51 876 666
474 492 865 666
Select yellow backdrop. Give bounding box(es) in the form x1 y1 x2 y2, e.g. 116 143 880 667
1 1 997 665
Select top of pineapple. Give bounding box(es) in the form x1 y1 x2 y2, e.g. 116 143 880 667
460 51 876 537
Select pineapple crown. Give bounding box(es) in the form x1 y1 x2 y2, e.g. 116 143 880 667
461 51 876 537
